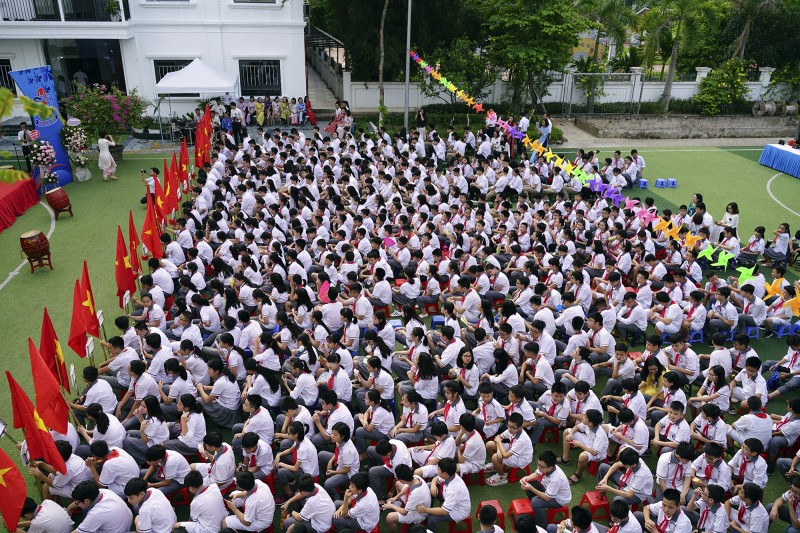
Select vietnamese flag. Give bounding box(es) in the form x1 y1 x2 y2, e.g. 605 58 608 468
141 196 163 259
128 210 142 273
180 137 190 192
28 338 68 434
6 371 66 474
165 153 179 217
80 260 101 338
116 226 136 307
39 308 69 393
68 279 88 358
0 447 27 532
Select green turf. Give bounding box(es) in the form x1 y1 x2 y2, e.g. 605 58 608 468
0 147 798 532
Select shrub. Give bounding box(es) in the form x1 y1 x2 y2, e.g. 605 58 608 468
692 59 748 115
62 83 147 140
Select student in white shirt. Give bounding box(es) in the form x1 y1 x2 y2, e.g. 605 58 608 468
725 482 769 533
177 470 229 533
275 421 319 500
18 497 73 533
485 413 534 486
454 413 486 476
415 458 471 531
223 471 276 532
383 464 431 529
282 474 337 533
30 440 93 500
561 409 608 484
123 478 177 533
67 480 133 533
597 447 654 506
520 450 573 525
331 473 380 533
196 357 241 429
685 483 728 533
638 488 693 533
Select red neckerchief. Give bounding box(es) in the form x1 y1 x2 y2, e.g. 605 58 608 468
424 441 441 464
327 369 337 390
686 304 697 319
670 460 684 487
754 409 768 419
618 467 633 487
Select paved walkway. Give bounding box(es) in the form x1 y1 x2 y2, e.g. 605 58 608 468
557 120 777 149
306 63 338 112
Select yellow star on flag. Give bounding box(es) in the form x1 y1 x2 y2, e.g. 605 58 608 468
0 466 12 487
54 339 64 365
32 409 48 432
82 291 95 315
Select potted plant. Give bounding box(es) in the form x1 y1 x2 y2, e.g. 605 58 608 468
62 83 147 162
61 120 92 182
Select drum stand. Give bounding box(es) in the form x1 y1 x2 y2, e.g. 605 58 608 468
26 253 53 273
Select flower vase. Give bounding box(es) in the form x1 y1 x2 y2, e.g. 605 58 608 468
75 166 92 182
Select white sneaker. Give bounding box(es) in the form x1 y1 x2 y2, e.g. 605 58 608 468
486 474 508 486
483 463 496 473
391 310 403 317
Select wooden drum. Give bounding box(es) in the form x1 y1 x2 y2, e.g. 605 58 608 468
20 230 53 272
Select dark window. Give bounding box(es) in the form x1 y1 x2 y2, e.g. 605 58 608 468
0 60 16 95
154 59 197 97
239 60 281 96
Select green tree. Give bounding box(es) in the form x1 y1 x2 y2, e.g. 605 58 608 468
641 0 711 110
377 0 390 126
418 37 498 122
472 0 588 114
728 0 779 59
576 0 636 63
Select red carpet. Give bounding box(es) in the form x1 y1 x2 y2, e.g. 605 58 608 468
0 177 40 234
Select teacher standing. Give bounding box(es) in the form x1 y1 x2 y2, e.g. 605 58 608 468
97 131 118 182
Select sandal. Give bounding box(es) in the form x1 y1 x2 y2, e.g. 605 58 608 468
568 474 582 485
556 457 571 465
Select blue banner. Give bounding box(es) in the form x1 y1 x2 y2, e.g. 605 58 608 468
10 65 73 188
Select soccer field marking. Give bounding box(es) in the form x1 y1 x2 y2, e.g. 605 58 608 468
767 172 800 219
0 201 56 292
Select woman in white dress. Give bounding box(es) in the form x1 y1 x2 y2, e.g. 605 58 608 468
97 130 118 181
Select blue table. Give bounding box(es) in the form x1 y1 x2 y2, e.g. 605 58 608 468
759 143 800 179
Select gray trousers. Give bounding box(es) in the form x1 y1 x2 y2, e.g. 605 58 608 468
318 450 351 500
353 427 389 454
332 502 361 532
123 431 150 464
366 446 395 499
528 401 559 446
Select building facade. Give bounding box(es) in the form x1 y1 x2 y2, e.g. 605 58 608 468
0 0 308 117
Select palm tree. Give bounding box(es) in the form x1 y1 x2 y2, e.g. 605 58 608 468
577 0 637 63
377 0 390 127
729 0 779 59
641 0 707 110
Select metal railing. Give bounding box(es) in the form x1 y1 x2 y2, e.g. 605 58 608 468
0 0 129 21
0 61 17 94
306 26 348 70
239 60 282 96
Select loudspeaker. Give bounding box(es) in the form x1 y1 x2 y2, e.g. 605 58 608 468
778 140 785 145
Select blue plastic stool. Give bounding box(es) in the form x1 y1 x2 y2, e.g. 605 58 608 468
723 329 735 342
745 326 760 340
638 179 649 188
431 315 446 329
688 330 704 344
667 179 678 188
774 323 793 338
655 179 667 188
389 319 403 329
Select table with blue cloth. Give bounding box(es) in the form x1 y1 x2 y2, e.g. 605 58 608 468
759 143 800 179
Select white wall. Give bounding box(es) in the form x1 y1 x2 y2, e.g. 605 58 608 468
0 39 47 117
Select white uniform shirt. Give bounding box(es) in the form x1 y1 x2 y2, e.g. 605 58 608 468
27 499 73 533
76 489 133 533
137 488 177 533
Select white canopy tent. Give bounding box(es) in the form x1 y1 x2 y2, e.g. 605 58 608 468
154 58 240 139
155 57 240 94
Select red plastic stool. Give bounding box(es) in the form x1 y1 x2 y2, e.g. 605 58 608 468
448 517 473 533
579 490 610 522
477 500 505 529
587 460 600 476
424 301 441 315
357 527 379 533
374 305 390 317
169 486 191 506
464 469 485 486
508 498 535 531
508 464 531 483
539 427 560 444
547 506 570 524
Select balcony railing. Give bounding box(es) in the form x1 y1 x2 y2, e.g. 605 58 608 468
0 0 130 21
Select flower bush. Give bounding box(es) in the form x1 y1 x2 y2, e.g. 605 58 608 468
30 140 56 168
62 83 147 140
39 169 59 186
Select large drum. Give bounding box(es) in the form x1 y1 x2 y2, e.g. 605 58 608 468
20 230 53 272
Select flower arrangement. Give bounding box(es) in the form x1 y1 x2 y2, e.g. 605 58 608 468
61 123 88 152
39 169 59 185
30 140 56 168
62 83 147 140
71 153 89 168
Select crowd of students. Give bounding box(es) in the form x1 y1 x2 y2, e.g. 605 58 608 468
13 118 800 533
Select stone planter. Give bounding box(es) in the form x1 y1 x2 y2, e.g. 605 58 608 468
109 144 125 162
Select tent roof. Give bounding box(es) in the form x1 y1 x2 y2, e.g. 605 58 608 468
155 58 239 93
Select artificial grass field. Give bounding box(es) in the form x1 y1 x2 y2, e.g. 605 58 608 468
0 145 798 532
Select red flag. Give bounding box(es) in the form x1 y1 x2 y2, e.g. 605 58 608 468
80 261 101 338
6 371 66 474
0 447 27 532
128 210 142 273
68 279 88 358
165 153 179 217
180 137 190 192
153 168 166 223
141 196 163 259
28 338 68 434
116 226 136 308
39 308 69 393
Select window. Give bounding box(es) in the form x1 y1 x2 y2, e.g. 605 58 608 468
154 59 197 97
239 60 281 96
0 60 15 95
